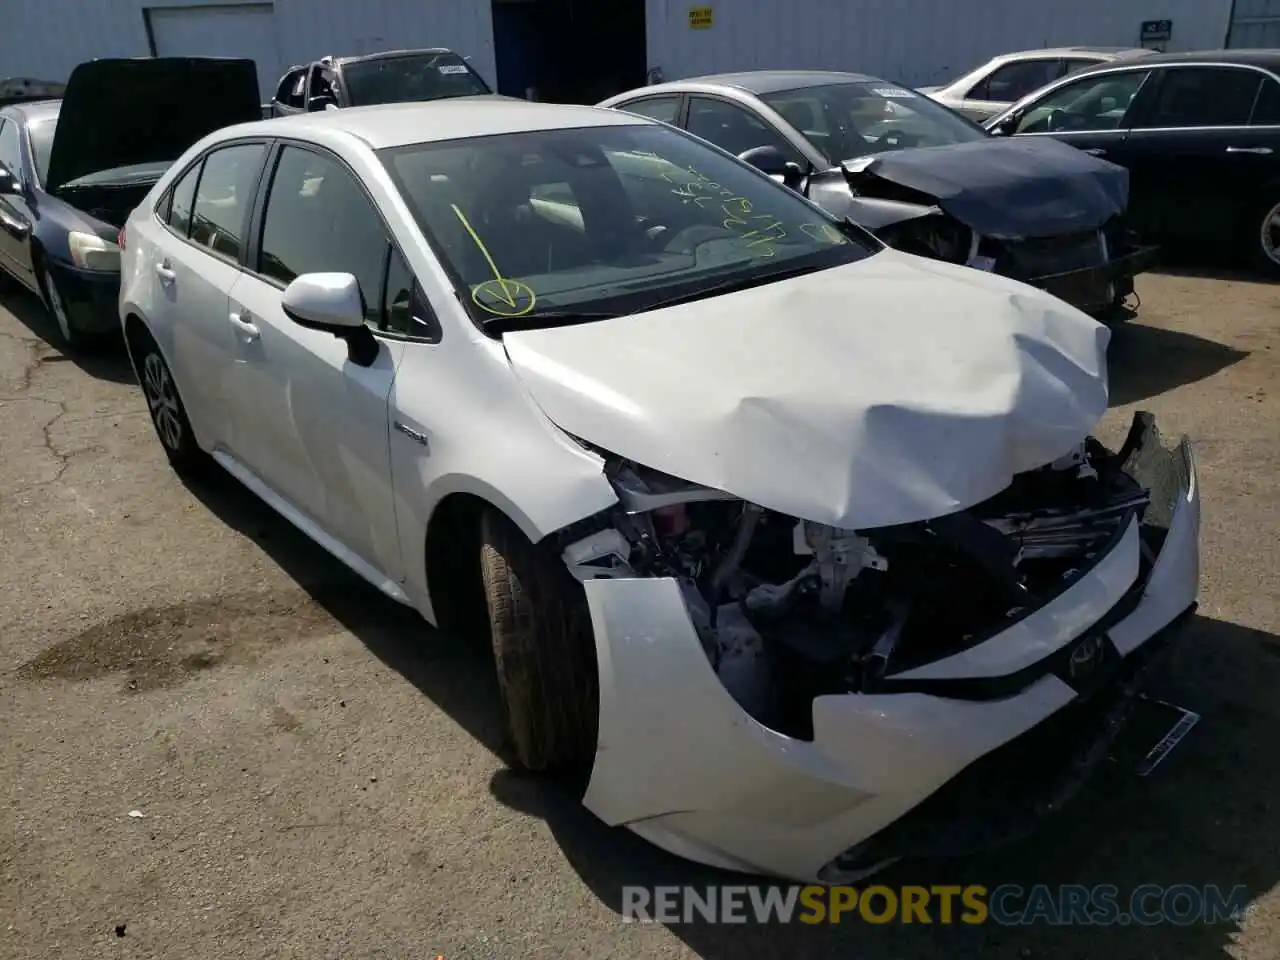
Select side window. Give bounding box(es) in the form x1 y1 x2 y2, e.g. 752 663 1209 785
1014 70 1150 134
382 247 440 341
970 59 1062 102
686 97 801 163
275 68 307 107
165 161 202 237
308 68 338 108
1062 58 1104 76
1137 67 1264 129
189 143 266 260
258 145 389 327
618 96 681 124
1253 78 1280 125
0 119 22 180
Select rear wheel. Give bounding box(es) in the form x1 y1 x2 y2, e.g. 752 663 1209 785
1248 194 1280 279
129 325 209 475
479 508 598 773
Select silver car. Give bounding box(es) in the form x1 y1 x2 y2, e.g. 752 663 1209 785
599 71 1157 319
920 47 1155 122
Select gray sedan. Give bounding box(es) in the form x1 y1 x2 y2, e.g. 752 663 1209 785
599 71 1157 319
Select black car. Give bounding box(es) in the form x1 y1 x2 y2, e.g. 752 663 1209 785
268 48 493 117
986 49 1280 277
600 71 1157 320
0 57 262 349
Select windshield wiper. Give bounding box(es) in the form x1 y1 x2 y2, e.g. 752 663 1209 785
481 310 623 334
636 262 830 313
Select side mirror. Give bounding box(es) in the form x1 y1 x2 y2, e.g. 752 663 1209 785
738 145 808 192
307 94 337 112
282 272 379 366
0 164 19 196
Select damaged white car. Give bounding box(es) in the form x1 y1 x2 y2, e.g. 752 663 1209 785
120 99 1201 884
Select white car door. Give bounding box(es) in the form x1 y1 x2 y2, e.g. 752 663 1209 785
149 142 270 453
223 142 405 580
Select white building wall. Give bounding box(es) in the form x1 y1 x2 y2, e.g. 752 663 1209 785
644 0 1235 87
0 0 497 94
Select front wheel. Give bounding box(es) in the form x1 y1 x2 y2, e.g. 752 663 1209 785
36 262 81 350
1248 194 1280 279
479 508 598 773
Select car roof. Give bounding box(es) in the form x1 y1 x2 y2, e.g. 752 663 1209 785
1064 48 1280 72
995 46 1151 59
218 96 652 149
0 98 60 122
660 70 882 95
323 47 461 68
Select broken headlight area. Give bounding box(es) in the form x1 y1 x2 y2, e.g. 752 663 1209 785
874 213 976 265
558 412 1176 742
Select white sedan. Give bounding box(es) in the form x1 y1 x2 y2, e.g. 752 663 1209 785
118 99 1201 883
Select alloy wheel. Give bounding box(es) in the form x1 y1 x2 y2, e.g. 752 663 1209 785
141 352 184 451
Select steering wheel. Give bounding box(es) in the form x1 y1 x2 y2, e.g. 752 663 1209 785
872 126 921 148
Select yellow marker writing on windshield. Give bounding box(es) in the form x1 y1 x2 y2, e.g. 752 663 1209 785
450 203 536 316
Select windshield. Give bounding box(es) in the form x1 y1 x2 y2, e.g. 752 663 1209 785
761 82 989 163
342 52 490 106
380 122 876 329
28 116 55 187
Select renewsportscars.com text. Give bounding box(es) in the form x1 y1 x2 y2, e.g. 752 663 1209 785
622 884 1251 926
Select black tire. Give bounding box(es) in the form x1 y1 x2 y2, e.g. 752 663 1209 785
479 508 598 773
35 261 103 352
1247 193 1280 279
128 327 210 475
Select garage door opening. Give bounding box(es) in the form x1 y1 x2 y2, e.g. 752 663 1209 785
144 3 283 101
490 0 646 104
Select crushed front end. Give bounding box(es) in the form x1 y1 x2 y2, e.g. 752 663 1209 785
873 209 1158 319
565 413 1199 883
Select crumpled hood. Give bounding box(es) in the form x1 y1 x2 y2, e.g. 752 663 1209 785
842 136 1129 240
503 250 1111 530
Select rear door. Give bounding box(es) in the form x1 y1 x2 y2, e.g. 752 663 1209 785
961 57 1065 122
148 142 269 451
1121 65 1273 245
226 142 404 578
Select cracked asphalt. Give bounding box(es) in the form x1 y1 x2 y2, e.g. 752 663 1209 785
1 267 1279 960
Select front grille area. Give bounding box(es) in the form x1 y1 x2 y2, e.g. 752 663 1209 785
995 229 1108 280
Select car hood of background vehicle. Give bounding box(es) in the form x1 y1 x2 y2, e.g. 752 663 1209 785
841 136 1129 240
44 57 262 194
502 252 1111 530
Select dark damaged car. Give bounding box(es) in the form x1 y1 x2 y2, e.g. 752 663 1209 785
599 70 1158 320
0 57 262 348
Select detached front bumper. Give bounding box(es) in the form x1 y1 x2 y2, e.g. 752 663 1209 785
580 420 1199 884
1029 243 1160 317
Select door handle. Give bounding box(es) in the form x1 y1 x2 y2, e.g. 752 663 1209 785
229 310 260 340
155 260 176 282
1082 147 1107 156
1226 145 1273 155
0 211 29 236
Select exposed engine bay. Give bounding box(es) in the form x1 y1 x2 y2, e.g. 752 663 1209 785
559 424 1156 741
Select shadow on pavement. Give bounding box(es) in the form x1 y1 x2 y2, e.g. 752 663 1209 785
179 466 513 764
1108 322 1248 407
0 283 134 384
491 614 1280 960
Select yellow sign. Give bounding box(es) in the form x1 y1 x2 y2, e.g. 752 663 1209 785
688 6 713 29
471 278 536 317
